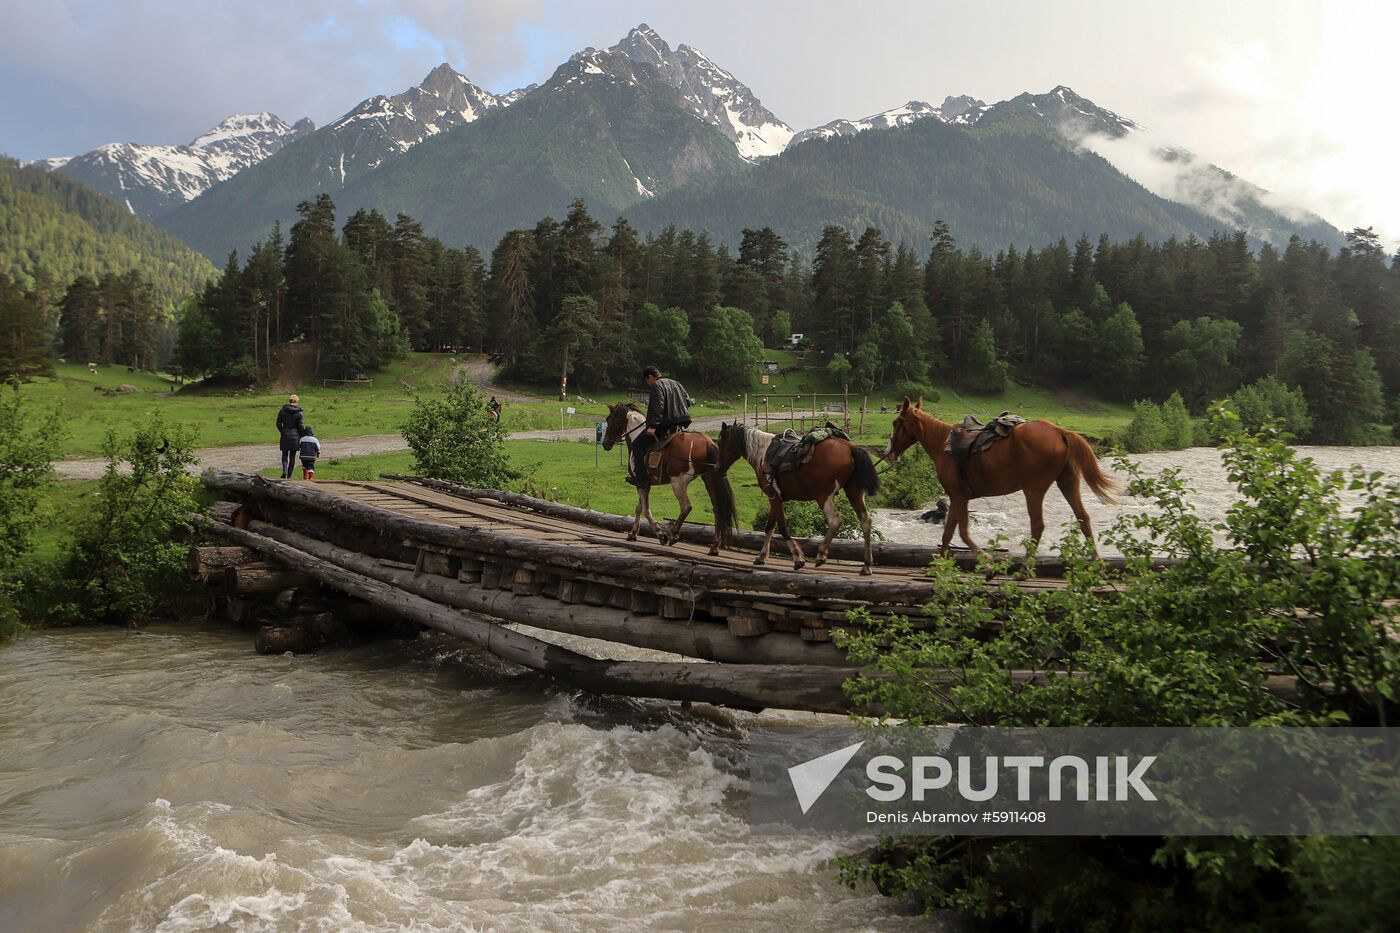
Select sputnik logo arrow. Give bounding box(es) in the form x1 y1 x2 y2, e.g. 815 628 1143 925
788 741 864 814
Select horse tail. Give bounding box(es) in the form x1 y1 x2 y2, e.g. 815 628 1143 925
704 471 738 547
847 446 881 497
1064 430 1119 504
702 439 737 546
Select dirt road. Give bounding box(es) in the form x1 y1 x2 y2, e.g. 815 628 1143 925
52 416 740 479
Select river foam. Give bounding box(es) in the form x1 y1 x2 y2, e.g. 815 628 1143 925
0 628 929 931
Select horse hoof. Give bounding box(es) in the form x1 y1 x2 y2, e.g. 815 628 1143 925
813 556 827 567
708 547 719 557
793 560 806 571
860 566 873 576
626 533 637 542
753 557 766 566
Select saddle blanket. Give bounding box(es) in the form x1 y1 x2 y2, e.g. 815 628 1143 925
945 411 1026 464
764 422 850 475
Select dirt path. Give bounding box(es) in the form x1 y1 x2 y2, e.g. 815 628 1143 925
52 415 743 479
456 357 537 402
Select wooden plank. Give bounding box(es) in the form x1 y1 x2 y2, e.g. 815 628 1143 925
207 516 857 669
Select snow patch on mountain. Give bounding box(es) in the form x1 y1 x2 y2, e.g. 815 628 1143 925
610 24 794 160
41 112 314 214
330 63 506 156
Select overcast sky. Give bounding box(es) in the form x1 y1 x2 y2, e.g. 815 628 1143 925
3 0 1396 245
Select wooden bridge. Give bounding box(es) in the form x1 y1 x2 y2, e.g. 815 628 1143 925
192 470 1115 715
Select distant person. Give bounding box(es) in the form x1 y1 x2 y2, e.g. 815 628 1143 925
276 394 304 479
630 366 692 487
298 425 321 480
487 395 502 423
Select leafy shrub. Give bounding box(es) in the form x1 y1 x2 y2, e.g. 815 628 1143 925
402 378 515 488
886 381 939 405
836 409 1400 929
1227 375 1313 438
0 381 63 639
1120 399 1167 452
60 413 201 624
752 498 863 540
873 446 943 509
1160 391 1195 449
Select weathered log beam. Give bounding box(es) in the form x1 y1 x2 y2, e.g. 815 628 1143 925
223 562 315 597
194 514 867 714
187 546 258 580
242 517 853 667
201 470 944 603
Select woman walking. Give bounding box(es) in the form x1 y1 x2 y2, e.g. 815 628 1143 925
276 394 304 479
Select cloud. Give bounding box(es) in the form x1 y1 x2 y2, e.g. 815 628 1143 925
0 0 548 154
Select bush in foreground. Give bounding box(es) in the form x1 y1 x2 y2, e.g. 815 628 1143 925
0 381 63 639
836 408 1400 930
59 413 202 624
402 378 515 488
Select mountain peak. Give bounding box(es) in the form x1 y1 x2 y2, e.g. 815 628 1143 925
791 100 945 148
606 29 793 159
1010 86 1139 137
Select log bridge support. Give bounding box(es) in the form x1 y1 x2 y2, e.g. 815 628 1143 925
187 470 1259 716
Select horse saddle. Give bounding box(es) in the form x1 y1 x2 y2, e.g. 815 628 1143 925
645 429 684 472
945 411 1026 466
765 422 849 476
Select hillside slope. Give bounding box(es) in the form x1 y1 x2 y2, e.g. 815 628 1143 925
622 116 1323 252
1 157 214 305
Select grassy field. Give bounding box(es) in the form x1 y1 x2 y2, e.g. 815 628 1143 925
21 348 1131 458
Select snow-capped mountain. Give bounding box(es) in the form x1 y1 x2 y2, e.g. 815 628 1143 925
790 100 945 147
984 85 1139 137
329 62 508 164
609 24 794 160
39 113 314 216
788 95 1004 147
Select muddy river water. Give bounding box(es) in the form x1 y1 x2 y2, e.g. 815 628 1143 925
4 445 1396 931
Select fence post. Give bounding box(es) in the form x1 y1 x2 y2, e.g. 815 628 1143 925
859 396 868 434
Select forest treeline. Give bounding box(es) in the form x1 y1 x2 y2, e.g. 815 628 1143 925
0 158 212 308
4 190 1397 444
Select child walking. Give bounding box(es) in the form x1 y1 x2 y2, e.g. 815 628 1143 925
298 425 321 480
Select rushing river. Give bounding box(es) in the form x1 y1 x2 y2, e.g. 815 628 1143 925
876 445 1400 554
5 446 1396 931
0 627 930 932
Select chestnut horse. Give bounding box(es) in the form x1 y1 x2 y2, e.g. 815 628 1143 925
602 403 736 555
884 397 1118 557
716 422 881 574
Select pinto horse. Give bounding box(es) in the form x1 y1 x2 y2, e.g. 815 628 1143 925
716 422 881 574
885 397 1118 557
601 403 736 555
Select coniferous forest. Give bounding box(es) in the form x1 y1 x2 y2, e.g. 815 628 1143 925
4 186 1398 445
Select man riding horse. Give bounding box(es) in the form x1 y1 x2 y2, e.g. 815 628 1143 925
629 366 692 487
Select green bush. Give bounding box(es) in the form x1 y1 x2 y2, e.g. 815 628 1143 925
0 381 63 639
59 413 202 624
1160 391 1194 449
752 498 862 540
402 378 515 488
886 381 939 406
1121 399 1167 452
835 408 1400 929
873 446 943 509
1227 375 1313 438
